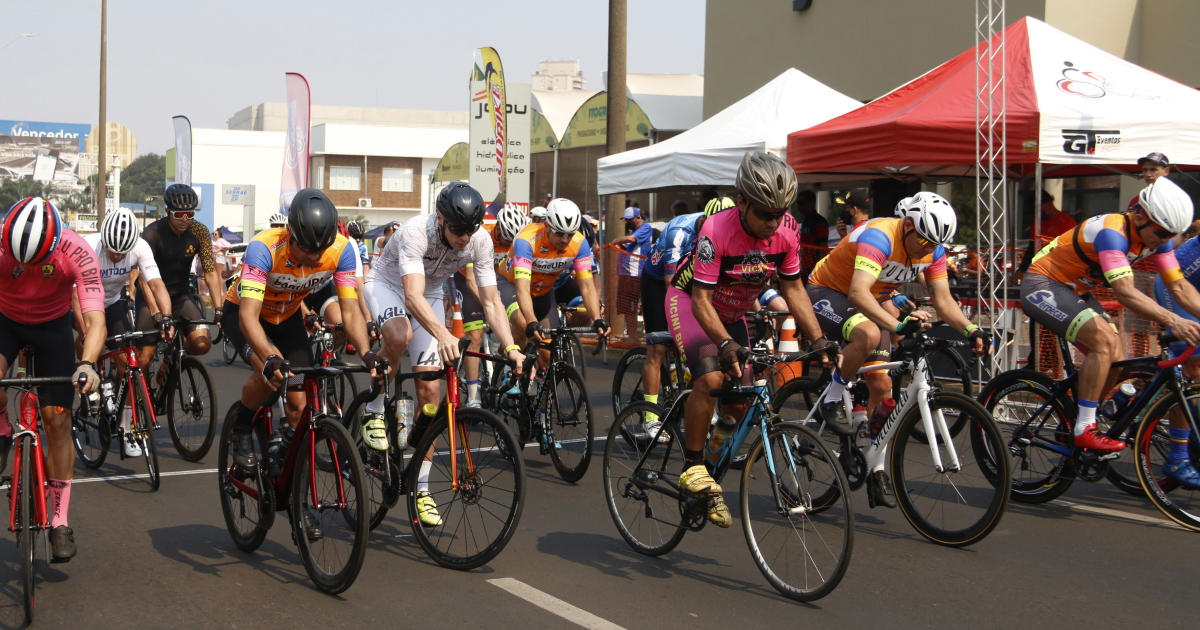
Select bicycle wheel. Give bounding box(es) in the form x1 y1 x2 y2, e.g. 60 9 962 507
342 390 399 531
892 392 1010 547
771 376 856 497
406 407 525 570
1134 390 1200 531
324 361 359 422
602 401 687 556
291 415 369 594
71 391 110 469
978 369 1075 503
167 357 217 462
741 421 854 602
542 364 594 482
892 346 973 401
562 331 587 379
18 435 35 623
222 337 237 364
611 346 647 419
217 404 275 552
131 374 161 491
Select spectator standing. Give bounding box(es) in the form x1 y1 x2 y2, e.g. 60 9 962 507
796 190 828 276
609 206 654 340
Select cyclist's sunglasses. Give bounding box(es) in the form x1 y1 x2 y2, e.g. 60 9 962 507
445 222 481 236
1140 212 1177 239
169 210 195 220
749 203 788 222
916 235 936 247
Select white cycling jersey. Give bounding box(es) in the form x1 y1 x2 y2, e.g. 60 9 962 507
83 232 162 307
366 213 495 298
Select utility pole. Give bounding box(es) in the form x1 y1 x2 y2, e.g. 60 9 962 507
604 0 627 339
97 0 108 221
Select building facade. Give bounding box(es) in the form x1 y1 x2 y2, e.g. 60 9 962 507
531 60 587 92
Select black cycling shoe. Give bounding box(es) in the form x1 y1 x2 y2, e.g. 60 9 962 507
817 400 855 437
303 510 324 542
0 435 11 474
866 470 898 509
231 430 256 470
49 526 77 563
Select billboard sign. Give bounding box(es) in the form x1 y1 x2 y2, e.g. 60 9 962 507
0 135 81 184
0 120 91 152
222 184 255 205
469 82 530 208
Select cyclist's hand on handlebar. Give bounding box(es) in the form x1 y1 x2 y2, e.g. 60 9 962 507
304 312 322 331
154 313 176 342
361 351 387 384
592 318 610 339
810 336 839 369
261 354 289 389
718 340 744 381
891 294 916 316
1170 317 1200 347
506 348 526 377
435 329 462 365
366 320 380 341
526 321 548 343
968 327 993 357
73 361 100 394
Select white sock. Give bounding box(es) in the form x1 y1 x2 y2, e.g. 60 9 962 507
466 380 480 401
121 407 133 433
417 460 432 493
1075 399 1099 436
365 391 385 414
823 372 850 404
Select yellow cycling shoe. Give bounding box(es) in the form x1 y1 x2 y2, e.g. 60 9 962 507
415 491 443 527
708 495 732 528
680 464 722 497
362 413 389 451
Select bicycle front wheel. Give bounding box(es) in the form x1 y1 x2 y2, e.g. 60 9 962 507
543 364 594 482
892 392 1010 547
217 404 274 552
222 337 237 364
978 370 1074 503
343 390 399 531
292 415 369 594
611 346 647 419
407 407 525 570
167 357 217 462
132 374 161 491
71 392 110 469
602 401 687 556
741 422 854 602
18 435 36 623
1134 390 1200 531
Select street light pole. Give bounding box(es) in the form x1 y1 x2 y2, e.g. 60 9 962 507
97 0 108 221
0 33 38 52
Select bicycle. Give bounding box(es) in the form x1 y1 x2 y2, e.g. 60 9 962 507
774 327 1010 547
306 317 359 425
1 351 84 623
146 314 218 462
611 331 689 421
342 338 526 569
71 328 165 490
888 296 974 400
216 361 373 594
486 326 597 482
979 332 1189 504
1130 342 1200 531
602 347 854 602
556 303 595 378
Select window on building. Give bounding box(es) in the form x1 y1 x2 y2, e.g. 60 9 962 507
312 165 325 189
330 166 361 191
382 167 414 193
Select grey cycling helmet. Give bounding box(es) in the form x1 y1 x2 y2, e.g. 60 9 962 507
735 150 798 210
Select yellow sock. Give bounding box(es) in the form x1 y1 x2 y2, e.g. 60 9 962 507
644 394 659 423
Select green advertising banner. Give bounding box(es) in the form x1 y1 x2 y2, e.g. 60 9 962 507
558 93 653 149
530 109 558 153
434 142 470 182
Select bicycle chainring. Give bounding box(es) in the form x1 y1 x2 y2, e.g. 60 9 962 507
840 442 868 491
681 495 708 532
1072 451 1111 482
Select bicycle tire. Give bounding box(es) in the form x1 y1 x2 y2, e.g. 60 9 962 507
71 392 110 469
217 404 274 552
1134 390 1200 531
222 337 237 364
167 357 217 462
325 361 359 422
19 435 35 623
342 390 399 531
407 407 525 570
1099 371 1157 496
542 364 594 482
978 369 1075 503
611 346 648 419
770 376 853 500
892 392 1010 547
132 374 161 491
602 401 687 556
562 331 587 379
292 415 369 594
741 421 854 602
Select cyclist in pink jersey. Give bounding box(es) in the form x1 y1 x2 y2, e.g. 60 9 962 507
0 198 105 563
666 151 833 528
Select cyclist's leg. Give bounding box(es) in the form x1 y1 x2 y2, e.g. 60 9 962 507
640 273 669 420
133 299 161 373
0 320 16 468
407 295 445 407
175 295 211 356
808 284 880 432
363 278 412 415
103 301 141 455
1154 276 1200 482
864 331 893 414
457 276 486 404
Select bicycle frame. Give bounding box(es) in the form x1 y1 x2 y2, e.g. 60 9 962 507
99 342 158 436
8 389 49 534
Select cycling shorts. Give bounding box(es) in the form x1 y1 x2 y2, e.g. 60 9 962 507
135 294 205 346
220 302 312 368
641 273 669 337
1154 275 1196 357
455 272 486 333
1020 273 1112 347
806 284 891 367
665 286 749 378
363 278 446 368
103 300 134 349
495 275 561 331
554 276 581 307
759 288 781 309
0 310 78 408
302 283 338 318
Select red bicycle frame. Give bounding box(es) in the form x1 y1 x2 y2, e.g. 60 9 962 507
8 389 49 534
99 342 158 434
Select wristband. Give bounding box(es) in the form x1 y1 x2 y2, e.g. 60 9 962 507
718 338 736 352
964 324 979 339
505 344 521 353
74 360 96 370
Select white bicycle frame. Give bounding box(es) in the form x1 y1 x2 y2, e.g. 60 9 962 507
806 354 964 474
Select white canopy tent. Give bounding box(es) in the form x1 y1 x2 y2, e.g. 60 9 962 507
596 68 862 194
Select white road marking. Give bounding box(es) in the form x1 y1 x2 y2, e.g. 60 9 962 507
1048 499 1187 531
488 577 627 630
0 468 217 490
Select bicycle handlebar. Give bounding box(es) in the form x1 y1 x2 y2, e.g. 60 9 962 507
0 375 84 388
1158 345 1196 368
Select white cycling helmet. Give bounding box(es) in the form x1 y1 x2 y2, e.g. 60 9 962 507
1138 177 1193 235
496 203 530 242
530 206 547 220
901 192 957 245
544 198 582 234
268 212 287 227
894 196 913 218
101 208 140 255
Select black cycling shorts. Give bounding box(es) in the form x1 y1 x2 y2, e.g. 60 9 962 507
220 303 313 368
807 284 891 364
496 275 560 329
135 294 205 345
302 283 338 318
1020 273 1112 348
455 271 486 332
103 300 135 349
641 273 669 337
0 310 78 408
554 276 581 307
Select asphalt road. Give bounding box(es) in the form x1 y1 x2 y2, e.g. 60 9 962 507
0 349 1195 630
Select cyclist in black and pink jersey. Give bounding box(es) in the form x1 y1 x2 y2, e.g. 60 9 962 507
0 197 106 563
667 151 834 528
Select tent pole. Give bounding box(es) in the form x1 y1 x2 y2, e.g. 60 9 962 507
552 146 559 199
1031 162 1042 373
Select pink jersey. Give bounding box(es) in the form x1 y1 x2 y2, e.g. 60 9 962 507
0 230 105 324
671 207 803 323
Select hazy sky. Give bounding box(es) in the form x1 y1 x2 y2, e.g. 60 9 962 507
1 0 705 156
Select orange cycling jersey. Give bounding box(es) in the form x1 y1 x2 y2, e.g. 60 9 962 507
809 217 948 298
226 228 359 324
1028 213 1182 294
500 222 593 297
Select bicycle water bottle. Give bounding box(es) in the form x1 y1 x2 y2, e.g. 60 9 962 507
869 398 897 440
394 392 414 448
852 406 870 447
100 381 118 416
1102 383 1137 421
705 415 738 467
408 403 438 447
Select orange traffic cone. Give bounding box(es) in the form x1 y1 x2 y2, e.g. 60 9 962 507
451 302 465 338
774 316 803 388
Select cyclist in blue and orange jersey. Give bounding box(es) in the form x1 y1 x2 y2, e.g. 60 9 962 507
0 197 106 562
298 221 374 352
1025 176 1200 461
223 189 383 488
808 192 990 509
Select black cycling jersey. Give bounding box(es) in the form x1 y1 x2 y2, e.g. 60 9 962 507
141 217 217 297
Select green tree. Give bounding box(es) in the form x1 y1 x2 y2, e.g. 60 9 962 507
119 153 166 207
0 179 52 214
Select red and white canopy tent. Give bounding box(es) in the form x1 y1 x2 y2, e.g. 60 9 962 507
787 16 1200 183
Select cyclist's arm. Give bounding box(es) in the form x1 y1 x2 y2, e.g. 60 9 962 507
79 310 105 365
236 297 282 375
690 285 736 360
400 273 459 361
355 276 373 333
848 270 905 331
191 222 223 310
1110 275 1195 330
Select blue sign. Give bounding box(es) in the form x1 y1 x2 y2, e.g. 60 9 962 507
0 120 91 152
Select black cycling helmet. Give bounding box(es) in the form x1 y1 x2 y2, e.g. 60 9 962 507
435 183 486 228
163 183 199 211
287 188 339 252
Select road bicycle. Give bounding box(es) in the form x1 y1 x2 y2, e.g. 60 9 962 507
217 362 372 594
1130 343 1200 531
71 328 164 489
611 331 689 421
774 328 1010 547
979 332 1191 504
603 347 854 602
146 314 217 462
342 337 525 569
486 326 597 482
1 349 84 623
306 317 359 424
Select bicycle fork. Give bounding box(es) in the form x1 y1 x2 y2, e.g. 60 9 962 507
9 394 48 534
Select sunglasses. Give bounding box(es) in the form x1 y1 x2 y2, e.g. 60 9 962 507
1140 213 1177 239
749 203 788 222
169 210 195 220
445 222 481 236
916 235 936 247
